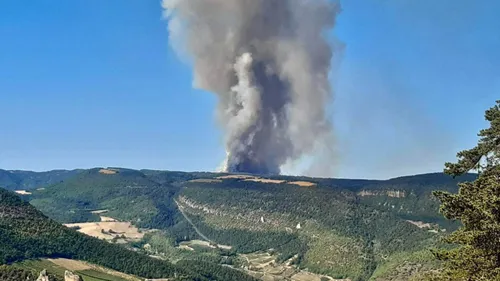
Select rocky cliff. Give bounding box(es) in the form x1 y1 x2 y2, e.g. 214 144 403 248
64 270 82 281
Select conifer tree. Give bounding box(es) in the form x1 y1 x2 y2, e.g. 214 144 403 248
431 100 500 280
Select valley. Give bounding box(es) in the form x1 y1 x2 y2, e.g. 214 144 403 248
0 168 475 280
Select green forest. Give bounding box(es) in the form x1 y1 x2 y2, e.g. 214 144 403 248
0 187 257 281
1 100 498 280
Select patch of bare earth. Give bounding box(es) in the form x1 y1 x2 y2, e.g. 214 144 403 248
216 174 287 184
64 218 143 242
179 240 232 251
46 258 141 281
218 244 232 250
91 264 141 281
99 169 118 175
100 216 117 222
188 179 223 183
244 178 286 184
241 252 343 281
47 259 91 271
178 245 195 251
14 190 32 195
216 174 256 179
288 181 316 187
406 220 432 229
188 240 214 248
292 272 349 281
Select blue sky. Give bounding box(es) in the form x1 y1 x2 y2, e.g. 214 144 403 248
1 0 498 179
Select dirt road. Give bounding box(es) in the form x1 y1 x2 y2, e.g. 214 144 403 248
174 199 212 242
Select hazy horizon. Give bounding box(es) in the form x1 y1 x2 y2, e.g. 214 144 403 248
2 166 479 181
2 0 498 179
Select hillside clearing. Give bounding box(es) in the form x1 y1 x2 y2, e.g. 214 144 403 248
99 169 118 175
64 220 143 242
100 216 117 222
406 220 433 229
287 181 316 187
240 252 346 281
291 272 348 281
188 178 223 183
216 175 255 179
244 178 286 184
47 258 91 271
15 190 32 195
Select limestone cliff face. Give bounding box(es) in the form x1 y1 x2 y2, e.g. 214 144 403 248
64 270 82 281
357 190 406 198
35 269 82 281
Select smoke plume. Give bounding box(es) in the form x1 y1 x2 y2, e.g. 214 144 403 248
162 0 341 175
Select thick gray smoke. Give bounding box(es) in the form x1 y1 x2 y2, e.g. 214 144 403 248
163 0 341 175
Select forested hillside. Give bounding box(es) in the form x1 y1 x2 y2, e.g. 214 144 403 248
176 179 441 280
0 187 183 279
0 187 258 281
352 173 476 229
0 169 82 191
19 168 476 280
28 168 475 228
30 168 183 225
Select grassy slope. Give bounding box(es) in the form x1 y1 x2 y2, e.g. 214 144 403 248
14 259 131 281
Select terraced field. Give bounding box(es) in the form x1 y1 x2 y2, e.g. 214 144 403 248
240 252 346 281
14 259 138 281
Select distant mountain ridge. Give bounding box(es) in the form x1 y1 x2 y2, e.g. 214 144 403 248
1 167 476 188
0 169 83 191
5 168 476 230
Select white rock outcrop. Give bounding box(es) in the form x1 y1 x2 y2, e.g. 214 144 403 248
64 270 82 281
36 270 49 281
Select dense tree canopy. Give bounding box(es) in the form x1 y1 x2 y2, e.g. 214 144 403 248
432 100 500 280
0 187 259 281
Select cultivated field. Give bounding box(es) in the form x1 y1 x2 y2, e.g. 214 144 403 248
240 252 346 281
244 178 286 184
64 216 143 243
196 174 317 187
178 239 232 251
